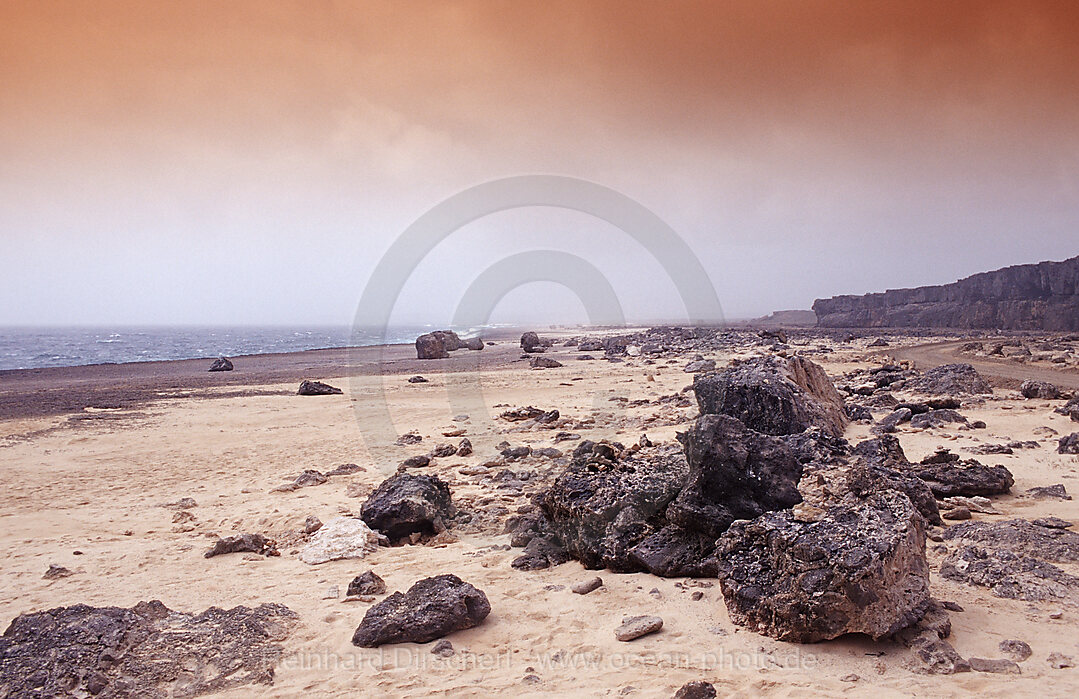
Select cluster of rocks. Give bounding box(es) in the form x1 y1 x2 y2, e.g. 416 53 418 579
416 330 484 359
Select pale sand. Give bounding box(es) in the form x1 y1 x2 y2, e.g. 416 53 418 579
2 337 1078 697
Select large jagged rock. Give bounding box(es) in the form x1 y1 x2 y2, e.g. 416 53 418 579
351 575 490 647
1059 433 1079 455
905 364 992 396
0 600 296 698
359 473 454 543
520 331 545 353
940 519 1079 600
909 459 1014 498
715 491 930 643
692 356 848 438
812 255 1079 331
299 517 382 565
1021 380 1061 399
668 414 804 538
415 332 449 359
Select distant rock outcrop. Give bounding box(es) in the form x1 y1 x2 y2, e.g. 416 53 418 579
813 256 1079 330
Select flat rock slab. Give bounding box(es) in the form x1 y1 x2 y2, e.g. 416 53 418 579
0 600 297 699
615 615 663 641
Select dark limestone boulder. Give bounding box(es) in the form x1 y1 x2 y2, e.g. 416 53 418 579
668 414 804 538
1021 380 1061 399
416 332 449 359
715 491 930 643
540 445 689 573
0 600 296 699
1059 433 1079 455
208 357 233 372
910 459 1014 498
463 336 484 351
578 340 604 352
530 356 563 369
297 380 342 395
692 356 848 438
520 331 544 353
906 364 992 396
351 575 490 647
359 473 454 543
873 408 913 434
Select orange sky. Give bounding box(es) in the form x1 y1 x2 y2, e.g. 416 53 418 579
2 1 1078 324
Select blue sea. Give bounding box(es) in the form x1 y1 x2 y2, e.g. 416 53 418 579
0 326 446 371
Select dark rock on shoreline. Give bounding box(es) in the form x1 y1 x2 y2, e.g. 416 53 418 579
208 357 233 372
297 380 342 395
351 575 490 647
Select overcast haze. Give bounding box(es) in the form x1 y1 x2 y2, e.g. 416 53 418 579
2 1 1077 327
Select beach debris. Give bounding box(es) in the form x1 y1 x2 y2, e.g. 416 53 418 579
614 615 663 642
716 491 930 643
42 564 73 580
940 519 1079 600
297 380 342 395
208 357 233 372
683 358 715 373
905 363 992 395
347 570 387 597
1058 433 1079 454
909 459 1014 498
299 517 381 565
571 577 603 595
351 574 490 647
359 473 455 543
1021 380 1060 399
272 469 328 492
205 533 279 558
0 600 297 699
999 639 1032 662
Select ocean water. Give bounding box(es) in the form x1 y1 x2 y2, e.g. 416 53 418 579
0 326 448 371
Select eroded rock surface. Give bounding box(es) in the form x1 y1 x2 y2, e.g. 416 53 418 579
716 491 930 642
0 600 297 698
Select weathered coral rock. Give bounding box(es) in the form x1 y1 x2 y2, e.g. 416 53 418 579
0 600 296 698
715 491 930 642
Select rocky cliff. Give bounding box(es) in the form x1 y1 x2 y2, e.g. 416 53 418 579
813 255 1079 331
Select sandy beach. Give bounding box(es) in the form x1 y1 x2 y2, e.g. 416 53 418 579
2 329 1078 697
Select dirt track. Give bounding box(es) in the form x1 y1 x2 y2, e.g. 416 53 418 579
887 340 1079 390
